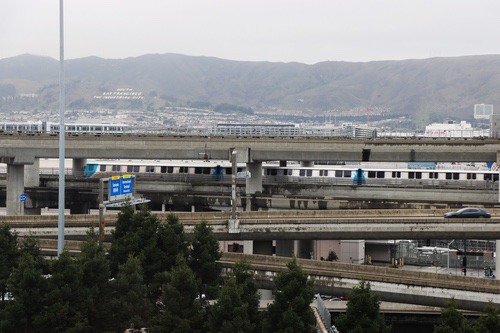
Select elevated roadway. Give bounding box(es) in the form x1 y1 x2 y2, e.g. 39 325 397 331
2 133 500 163
31 238 499 312
3 209 500 240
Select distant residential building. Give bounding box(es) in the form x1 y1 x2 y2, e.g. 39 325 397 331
474 104 494 119
490 114 500 138
424 121 488 138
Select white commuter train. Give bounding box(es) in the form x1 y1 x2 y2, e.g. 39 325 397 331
83 160 499 188
0 121 128 135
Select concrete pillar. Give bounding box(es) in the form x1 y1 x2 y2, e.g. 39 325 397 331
246 162 262 194
72 158 87 176
6 164 24 216
300 161 314 167
253 240 274 255
340 240 365 264
296 240 314 259
24 158 40 187
243 240 254 254
276 240 295 257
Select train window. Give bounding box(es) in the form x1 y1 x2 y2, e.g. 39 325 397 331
179 167 188 173
368 171 376 178
300 170 306 176
495 174 499 181
392 171 401 178
335 170 342 177
203 168 211 174
429 172 438 179
127 165 133 172
285 169 292 176
467 173 476 180
409 172 421 179
484 174 492 181
225 168 232 175
376 171 385 178
112 165 120 172
100 165 106 172
306 170 312 177
146 166 155 173
344 170 351 178
167 166 173 173
237 168 243 173
133 166 140 172
195 167 202 174
453 173 459 180
445 173 452 180
319 170 328 176
160 166 167 174
269 169 277 176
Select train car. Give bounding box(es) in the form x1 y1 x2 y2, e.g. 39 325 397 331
83 159 499 190
0 121 128 135
84 160 241 179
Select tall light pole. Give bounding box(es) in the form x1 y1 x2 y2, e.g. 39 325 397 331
57 0 65 255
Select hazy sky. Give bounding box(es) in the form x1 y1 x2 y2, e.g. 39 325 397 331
1 0 499 64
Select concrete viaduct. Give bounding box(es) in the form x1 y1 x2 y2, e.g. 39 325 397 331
3 133 500 215
28 238 500 312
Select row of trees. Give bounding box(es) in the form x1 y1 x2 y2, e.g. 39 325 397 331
1 205 498 332
0 206 317 332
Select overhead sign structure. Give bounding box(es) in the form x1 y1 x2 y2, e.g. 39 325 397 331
98 174 150 250
105 174 136 204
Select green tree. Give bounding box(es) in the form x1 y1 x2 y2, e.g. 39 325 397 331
143 213 189 283
152 256 205 333
474 301 500 333
263 259 315 333
326 250 338 261
108 255 154 332
335 281 391 333
109 206 160 279
189 221 222 299
0 225 18 301
2 253 48 333
209 261 261 333
434 298 474 333
34 251 89 332
77 230 113 332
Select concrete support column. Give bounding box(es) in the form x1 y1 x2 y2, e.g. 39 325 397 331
243 240 254 254
7 164 24 216
276 240 295 257
296 240 314 259
72 158 87 177
246 162 262 194
24 158 40 187
253 240 274 255
300 161 314 167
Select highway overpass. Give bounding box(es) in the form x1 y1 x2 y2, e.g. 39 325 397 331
31 238 500 312
3 209 500 240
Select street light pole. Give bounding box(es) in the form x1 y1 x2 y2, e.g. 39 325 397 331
57 0 65 256
447 240 454 274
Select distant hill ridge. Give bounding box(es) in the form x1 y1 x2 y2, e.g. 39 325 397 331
0 53 499 121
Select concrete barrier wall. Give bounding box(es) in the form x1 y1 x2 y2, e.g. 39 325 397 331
220 252 500 294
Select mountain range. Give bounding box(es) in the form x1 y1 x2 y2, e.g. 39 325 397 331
1 53 499 123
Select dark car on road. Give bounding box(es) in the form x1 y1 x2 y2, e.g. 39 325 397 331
444 207 491 218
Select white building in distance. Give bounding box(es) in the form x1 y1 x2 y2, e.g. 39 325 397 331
424 121 488 138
